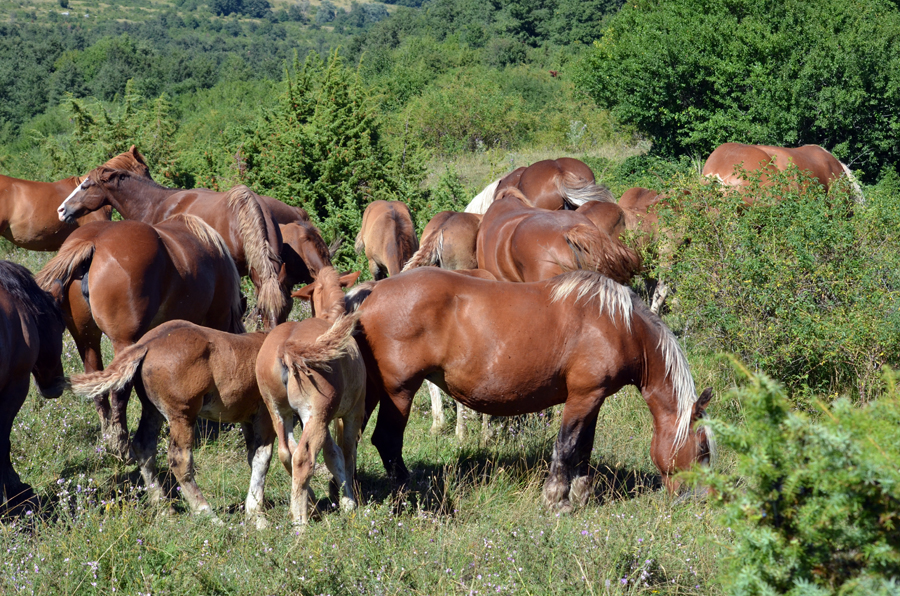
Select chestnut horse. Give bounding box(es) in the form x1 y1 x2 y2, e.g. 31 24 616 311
0 146 150 251
355 200 418 280
257 267 365 525
477 188 641 284
702 143 863 203
0 261 66 510
350 268 714 510
36 215 245 459
267 220 335 321
68 321 273 528
56 171 285 328
466 158 614 214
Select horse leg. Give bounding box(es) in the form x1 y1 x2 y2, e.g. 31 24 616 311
131 390 166 505
291 416 328 525
542 398 603 513
339 409 365 508
427 381 445 434
650 280 669 315
455 402 467 441
0 380 35 511
241 408 275 530
166 417 219 523
320 426 355 513
370 387 415 488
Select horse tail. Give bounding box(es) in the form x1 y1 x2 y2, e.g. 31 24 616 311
281 313 360 379
838 161 865 204
558 171 615 207
35 238 95 294
226 185 286 328
68 342 149 400
166 214 246 334
402 230 443 271
564 224 642 285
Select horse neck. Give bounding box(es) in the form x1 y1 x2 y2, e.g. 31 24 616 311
636 313 696 448
105 176 176 221
315 268 347 322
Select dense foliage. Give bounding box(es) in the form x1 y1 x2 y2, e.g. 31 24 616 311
691 370 900 594
656 170 900 397
576 0 900 181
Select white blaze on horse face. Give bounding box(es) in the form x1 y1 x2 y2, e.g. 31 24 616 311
58 179 87 221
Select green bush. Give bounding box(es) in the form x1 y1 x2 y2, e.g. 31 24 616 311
659 169 900 397
689 369 900 595
237 50 428 271
576 0 900 181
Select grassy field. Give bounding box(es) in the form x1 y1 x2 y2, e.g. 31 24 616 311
0 145 736 594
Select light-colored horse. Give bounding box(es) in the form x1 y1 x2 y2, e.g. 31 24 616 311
256 267 365 526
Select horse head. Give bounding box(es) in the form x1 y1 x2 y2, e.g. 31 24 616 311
57 167 125 223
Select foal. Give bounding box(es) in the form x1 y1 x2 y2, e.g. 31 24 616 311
256 267 365 525
68 321 273 528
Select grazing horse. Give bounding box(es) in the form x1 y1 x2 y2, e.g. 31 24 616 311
55 170 285 329
702 143 863 203
263 220 335 321
355 200 419 280
0 261 66 510
576 200 627 239
68 321 273 528
350 268 714 510
477 188 641 284
36 215 245 459
257 267 366 525
0 146 150 251
466 158 614 214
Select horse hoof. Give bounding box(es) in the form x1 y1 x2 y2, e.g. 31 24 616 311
340 496 357 513
253 515 270 531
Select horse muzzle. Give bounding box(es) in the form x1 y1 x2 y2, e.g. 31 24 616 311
57 205 76 224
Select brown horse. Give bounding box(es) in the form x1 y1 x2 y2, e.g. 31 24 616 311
0 261 66 510
55 170 285 328
477 188 641 284
257 267 366 525
355 200 419 280
576 200 627 239
466 158 614 213
68 320 273 528
402 211 482 272
36 215 245 459
701 143 863 202
0 146 150 251
349 268 714 510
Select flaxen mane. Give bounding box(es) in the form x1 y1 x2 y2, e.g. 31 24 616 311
549 270 702 450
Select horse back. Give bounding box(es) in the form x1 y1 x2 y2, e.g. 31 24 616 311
702 143 777 185
762 145 845 188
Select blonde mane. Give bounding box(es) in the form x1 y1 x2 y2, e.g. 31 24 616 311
549 270 701 450
464 178 502 214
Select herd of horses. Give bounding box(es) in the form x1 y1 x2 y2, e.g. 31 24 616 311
0 142 859 525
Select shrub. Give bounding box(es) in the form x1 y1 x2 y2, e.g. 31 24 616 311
576 0 900 181
689 369 900 594
658 169 900 397
238 51 428 271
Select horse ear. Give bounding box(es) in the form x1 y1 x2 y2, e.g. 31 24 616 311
291 282 317 301
694 387 713 416
338 271 361 288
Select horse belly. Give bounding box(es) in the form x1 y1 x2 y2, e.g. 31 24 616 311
442 370 566 416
